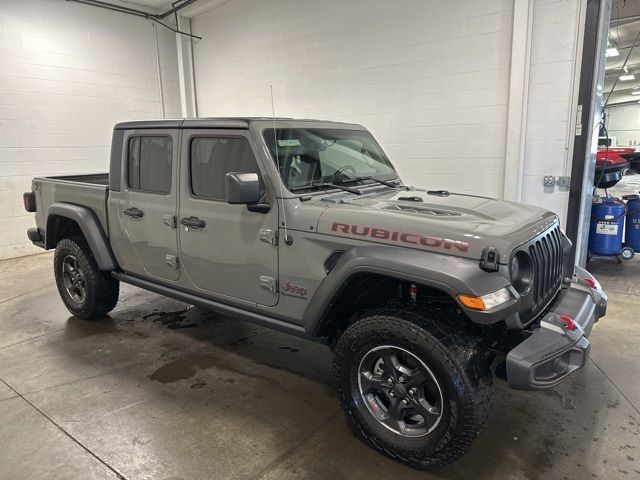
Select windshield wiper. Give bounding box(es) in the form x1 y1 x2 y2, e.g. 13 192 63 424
290 182 363 195
336 175 399 188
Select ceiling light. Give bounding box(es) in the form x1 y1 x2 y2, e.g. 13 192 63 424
620 74 635 81
632 91 640 96
606 47 620 57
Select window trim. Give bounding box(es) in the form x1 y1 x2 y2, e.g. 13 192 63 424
126 134 174 195
188 134 263 202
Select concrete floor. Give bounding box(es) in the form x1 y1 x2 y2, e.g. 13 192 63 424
0 253 639 480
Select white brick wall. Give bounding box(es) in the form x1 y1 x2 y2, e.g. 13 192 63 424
521 0 582 224
191 0 514 197
0 0 180 260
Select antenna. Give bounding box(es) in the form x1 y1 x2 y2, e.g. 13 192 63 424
271 85 288 242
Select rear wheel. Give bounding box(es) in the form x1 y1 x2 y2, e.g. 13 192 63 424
54 236 119 319
333 306 493 469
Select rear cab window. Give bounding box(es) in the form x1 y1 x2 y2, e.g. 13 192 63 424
127 136 173 194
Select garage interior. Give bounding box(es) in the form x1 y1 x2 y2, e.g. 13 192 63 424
1 0 640 479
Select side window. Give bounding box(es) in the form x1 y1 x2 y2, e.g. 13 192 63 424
190 136 261 200
127 135 172 194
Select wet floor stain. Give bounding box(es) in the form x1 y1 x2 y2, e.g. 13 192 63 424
543 389 577 410
142 307 200 330
148 354 218 383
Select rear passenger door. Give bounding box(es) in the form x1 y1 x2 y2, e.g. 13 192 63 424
178 130 279 307
118 130 180 281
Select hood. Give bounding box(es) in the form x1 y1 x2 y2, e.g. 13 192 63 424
316 188 558 263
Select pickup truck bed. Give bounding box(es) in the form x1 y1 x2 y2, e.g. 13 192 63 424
30 173 110 250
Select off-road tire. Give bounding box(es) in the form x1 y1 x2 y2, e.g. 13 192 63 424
54 236 119 320
333 306 493 469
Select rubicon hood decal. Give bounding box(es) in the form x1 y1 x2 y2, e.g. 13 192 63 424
331 222 470 252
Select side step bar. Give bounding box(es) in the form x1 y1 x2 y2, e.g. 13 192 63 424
111 272 310 339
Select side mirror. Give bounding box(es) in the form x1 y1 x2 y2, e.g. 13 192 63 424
225 172 270 213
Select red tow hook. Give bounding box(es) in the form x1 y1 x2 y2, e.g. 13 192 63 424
559 315 575 331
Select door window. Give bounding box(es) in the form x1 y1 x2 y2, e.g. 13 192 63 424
128 136 172 194
190 137 262 200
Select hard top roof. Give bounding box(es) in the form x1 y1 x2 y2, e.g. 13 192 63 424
114 117 363 130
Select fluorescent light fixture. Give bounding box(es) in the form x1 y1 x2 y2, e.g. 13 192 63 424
632 91 640 96
606 47 620 57
620 74 636 81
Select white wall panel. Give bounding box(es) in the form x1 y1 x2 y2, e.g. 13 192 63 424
0 0 180 260
605 104 640 146
521 0 582 226
191 0 514 197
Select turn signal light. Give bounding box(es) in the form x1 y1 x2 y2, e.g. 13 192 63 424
458 288 512 311
458 294 486 310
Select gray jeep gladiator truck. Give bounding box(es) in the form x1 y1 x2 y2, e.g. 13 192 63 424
24 118 607 469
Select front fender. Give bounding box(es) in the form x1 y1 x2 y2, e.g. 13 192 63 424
46 203 118 271
303 245 518 335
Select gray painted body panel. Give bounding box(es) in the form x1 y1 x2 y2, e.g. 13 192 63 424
116 129 181 281
177 129 279 307
32 175 110 234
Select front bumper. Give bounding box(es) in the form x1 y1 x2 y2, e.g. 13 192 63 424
506 267 607 390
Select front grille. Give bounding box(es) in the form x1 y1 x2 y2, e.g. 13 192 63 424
527 224 563 310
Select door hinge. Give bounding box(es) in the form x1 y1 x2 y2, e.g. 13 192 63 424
259 228 278 246
260 275 277 294
163 215 177 229
165 254 179 269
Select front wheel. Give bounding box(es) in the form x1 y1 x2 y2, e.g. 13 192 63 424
332 307 493 469
54 236 119 320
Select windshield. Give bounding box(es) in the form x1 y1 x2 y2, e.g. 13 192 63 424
263 128 397 192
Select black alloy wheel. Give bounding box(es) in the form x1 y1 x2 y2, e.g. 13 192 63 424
61 254 87 304
357 345 443 437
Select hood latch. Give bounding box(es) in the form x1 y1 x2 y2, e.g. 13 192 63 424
480 246 499 272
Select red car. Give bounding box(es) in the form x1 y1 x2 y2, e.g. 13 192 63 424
594 147 634 188
596 146 635 167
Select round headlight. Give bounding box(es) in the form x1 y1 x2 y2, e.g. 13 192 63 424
509 255 520 280
511 251 533 294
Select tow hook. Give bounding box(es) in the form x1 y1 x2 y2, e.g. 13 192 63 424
545 314 575 331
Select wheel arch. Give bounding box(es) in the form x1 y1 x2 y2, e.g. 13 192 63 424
46 203 118 271
303 245 514 338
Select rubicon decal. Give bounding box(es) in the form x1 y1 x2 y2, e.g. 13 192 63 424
331 222 470 252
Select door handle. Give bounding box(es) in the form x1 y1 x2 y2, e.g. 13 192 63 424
180 216 206 229
123 207 144 218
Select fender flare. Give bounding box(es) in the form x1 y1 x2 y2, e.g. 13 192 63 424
46 203 118 271
303 245 518 335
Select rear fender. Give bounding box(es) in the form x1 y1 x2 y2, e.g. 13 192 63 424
46 203 117 271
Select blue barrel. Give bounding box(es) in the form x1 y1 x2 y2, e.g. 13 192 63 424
625 195 640 252
589 197 626 256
